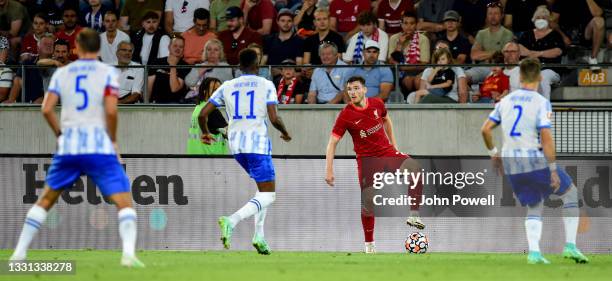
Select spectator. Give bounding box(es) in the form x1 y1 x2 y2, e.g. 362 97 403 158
294 0 317 37
263 8 304 67
551 0 605 67
307 42 352 104
436 10 471 64
451 0 494 40
164 0 210 34
100 10 130 65
467 1 513 84
343 11 389 64
4 34 54 104
45 0 79 32
116 41 144 104
218 6 262 65
0 36 13 102
132 11 171 65
209 0 241 32
388 11 430 97
303 8 346 65
242 42 270 79
147 35 190 103
182 8 217 65
329 0 370 38
241 0 276 36
54 7 83 61
472 51 508 103
187 77 228 155
274 59 309 104
20 13 48 62
185 39 234 97
504 0 547 38
377 0 415 36
80 0 110 32
414 48 455 103
502 41 559 99
416 0 455 33
0 0 31 53
348 40 393 101
120 0 163 34
518 6 564 64
406 62 468 104
38 38 71 67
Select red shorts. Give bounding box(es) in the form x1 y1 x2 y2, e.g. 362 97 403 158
356 150 410 189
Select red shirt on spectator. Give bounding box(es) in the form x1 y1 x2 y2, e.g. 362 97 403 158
241 0 277 32
480 72 509 99
377 0 414 35
21 33 40 56
329 0 371 33
55 26 83 61
218 27 263 65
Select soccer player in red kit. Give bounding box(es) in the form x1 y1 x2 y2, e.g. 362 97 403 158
325 76 424 254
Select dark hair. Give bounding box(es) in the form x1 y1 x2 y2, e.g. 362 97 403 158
104 10 118 19
519 58 541 83
197 77 222 104
486 1 504 13
76 28 101 53
491 51 504 64
171 34 185 43
239 48 258 70
194 8 210 21
357 11 377 26
54 39 70 49
33 13 48 22
402 11 418 21
346 76 366 86
63 6 78 15
141 10 160 22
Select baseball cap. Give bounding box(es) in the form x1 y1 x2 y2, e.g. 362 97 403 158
277 8 294 20
280 59 296 66
224 6 244 20
0 36 9 50
364 40 379 51
443 10 460 22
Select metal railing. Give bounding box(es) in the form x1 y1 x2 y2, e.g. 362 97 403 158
553 105 612 154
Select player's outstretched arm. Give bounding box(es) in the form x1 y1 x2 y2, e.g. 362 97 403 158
198 102 217 144
41 93 61 137
325 135 340 187
540 128 560 190
481 119 503 175
267 104 291 141
382 116 397 150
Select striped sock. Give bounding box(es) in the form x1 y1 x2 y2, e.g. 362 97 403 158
12 205 47 260
118 208 137 258
229 192 276 228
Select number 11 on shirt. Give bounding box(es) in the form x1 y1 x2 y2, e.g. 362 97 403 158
231 90 256 120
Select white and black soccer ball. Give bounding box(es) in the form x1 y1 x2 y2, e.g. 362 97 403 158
405 232 428 254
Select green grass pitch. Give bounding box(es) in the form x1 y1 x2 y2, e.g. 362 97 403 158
0 250 610 281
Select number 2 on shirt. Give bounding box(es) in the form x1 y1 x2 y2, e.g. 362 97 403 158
231 90 256 120
510 105 522 136
75 75 88 111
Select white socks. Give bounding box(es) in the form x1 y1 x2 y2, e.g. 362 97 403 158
560 186 579 245
12 205 48 260
118 208 137 258
229 192 276 228
525 201 543 253
254 208 267 238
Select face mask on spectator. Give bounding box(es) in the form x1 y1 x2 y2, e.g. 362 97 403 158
534 19 548 30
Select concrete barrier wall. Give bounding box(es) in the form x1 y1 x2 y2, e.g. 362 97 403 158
0 105 501 156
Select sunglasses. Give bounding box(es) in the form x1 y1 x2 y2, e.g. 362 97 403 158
231 39 238 49
487 1 502 8
181 1 188 14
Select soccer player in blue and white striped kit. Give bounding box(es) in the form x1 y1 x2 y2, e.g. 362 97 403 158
199 48 291 255
9 28 144 268
481 58 588 264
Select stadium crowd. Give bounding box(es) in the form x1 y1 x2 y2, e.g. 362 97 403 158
0 0 610 104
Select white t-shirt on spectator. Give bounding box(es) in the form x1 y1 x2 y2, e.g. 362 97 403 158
140 33 171 65
99 30 131 65
342 28 389 63
504 67 560 100
118 61 145 99
165 0 210 33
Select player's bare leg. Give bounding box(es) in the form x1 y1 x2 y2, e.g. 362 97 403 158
109 192 145 268
219 181 276 254
400 158 425 229
10 186 61 261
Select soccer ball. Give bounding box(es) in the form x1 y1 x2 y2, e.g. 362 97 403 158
405 232 428 254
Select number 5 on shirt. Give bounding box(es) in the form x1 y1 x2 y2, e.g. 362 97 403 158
75 75 89 111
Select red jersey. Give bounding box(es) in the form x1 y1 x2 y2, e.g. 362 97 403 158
241 0 277 33
329 0 371 33
55 26 83 61
332 98 395 157
480 72 509 99
377 0 415 35
21 33 40 56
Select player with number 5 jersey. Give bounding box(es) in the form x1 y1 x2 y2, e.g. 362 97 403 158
199 48 291 255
